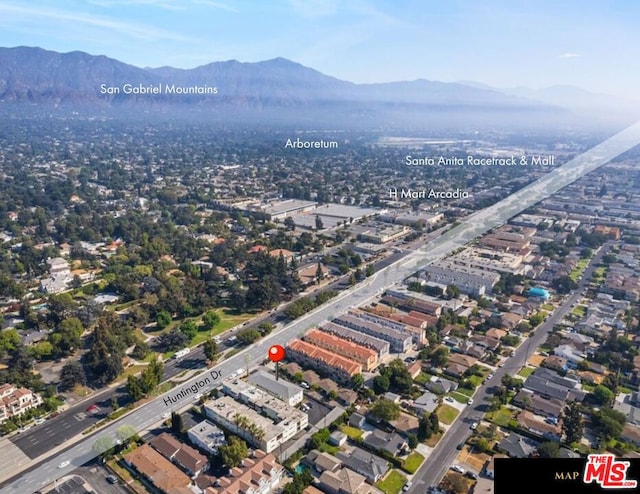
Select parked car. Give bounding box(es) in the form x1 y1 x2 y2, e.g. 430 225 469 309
451 465 465 474
300 381 310 389
465 471 478 480
470 422 478 430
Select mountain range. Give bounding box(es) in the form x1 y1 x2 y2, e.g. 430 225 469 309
0 46 637 128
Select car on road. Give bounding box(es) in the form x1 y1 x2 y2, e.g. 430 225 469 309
34 418 45 425
487 373 494 380
467 399 473 405
86 404 100 413
402 481 412 491
456 442 465 450
451 465 465 474
106 475 119 484
470 422 478 430
58 460 70 469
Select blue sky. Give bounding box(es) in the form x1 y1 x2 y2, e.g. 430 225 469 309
0 0 638 98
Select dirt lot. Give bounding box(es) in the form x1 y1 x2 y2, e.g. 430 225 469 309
457 445 491 472
527 354 544 367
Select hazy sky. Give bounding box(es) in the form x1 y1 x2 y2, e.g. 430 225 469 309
0 0 638 98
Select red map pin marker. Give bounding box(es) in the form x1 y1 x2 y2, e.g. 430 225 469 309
268 344 286 362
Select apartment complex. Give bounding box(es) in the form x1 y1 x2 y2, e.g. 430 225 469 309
205 450 284 494
421 260 500 296
124 444 193 494
287 339 362 383
347 308 426 346
204 397 283 453
303 329 379 371
187 420 227 456
222 378 308 435
333 312 412 353
204 378 308 454
0 383 43 424
247 369 304 406
319 322 390 358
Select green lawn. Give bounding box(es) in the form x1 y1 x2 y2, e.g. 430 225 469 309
487 406 515 427
450 392 469 404
517 366 534 378
162 308 256 358
593 266 607 279
414 372 431 386
619 386 633 394
570 259 590 282
340 425 363 440
571 305 587 318
456 387 474 397
542 303 555 311
376 470 407 494
401 452 425 474
468 375 483 387
437 404 459 425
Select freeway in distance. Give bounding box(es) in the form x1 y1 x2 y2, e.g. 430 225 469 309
3 120 640 493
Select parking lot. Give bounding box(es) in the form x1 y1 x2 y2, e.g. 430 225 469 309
72 462 130 494
47 476 91 494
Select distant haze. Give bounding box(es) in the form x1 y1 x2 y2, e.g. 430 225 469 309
0 46 637 131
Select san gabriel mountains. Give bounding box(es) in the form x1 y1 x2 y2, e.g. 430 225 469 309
0 46 636 129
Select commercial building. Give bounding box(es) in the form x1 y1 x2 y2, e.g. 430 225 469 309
287 339 362 383
303 329 379 371
358 224 411 244
256 199 317 220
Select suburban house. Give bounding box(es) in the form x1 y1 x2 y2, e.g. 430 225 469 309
336 448 390 483
496 433 539 458
366 429 408 457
